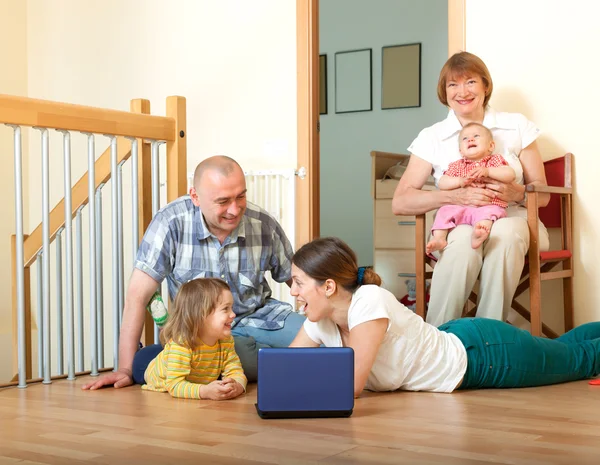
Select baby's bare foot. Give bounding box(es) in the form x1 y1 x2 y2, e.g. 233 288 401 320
471 223 491 249
426 237 447 254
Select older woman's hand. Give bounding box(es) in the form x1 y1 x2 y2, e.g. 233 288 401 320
452 186 496 207
480 178 526 204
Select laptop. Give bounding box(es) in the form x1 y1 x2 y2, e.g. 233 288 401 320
255 347 355 419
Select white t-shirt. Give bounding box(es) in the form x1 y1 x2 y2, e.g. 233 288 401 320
408 107 541 193
302 285 467 393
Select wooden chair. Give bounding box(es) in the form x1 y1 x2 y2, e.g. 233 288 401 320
415 153 574 337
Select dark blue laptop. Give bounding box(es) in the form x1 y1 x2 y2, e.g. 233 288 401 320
255 347 355 419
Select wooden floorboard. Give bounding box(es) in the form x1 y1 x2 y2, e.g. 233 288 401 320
1 377 600 464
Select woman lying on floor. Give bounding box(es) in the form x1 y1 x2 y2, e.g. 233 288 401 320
289 237 600 396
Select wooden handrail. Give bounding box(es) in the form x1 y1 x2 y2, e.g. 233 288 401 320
9 96 187 384
23 138 132 268
0 93 175 141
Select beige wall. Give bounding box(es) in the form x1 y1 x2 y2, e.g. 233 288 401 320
1 0 298 382
0 0 28 381
466 0 600 325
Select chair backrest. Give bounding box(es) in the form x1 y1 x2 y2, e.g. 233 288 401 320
538 153 572 228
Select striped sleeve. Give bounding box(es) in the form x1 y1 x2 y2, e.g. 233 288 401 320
163 342 203 399
220 337 247 390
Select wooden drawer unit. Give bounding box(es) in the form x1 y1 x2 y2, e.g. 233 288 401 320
374 249 419 297
371 151 435 299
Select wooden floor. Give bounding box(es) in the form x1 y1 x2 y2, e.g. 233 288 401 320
1 377 600 465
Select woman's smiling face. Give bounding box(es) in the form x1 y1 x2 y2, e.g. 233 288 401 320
446 74 487 119
290 264 330 322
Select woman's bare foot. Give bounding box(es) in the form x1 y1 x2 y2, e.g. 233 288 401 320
426 237 447 254
471 222 491 249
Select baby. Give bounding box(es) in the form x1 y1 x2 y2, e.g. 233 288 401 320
426 122 515 253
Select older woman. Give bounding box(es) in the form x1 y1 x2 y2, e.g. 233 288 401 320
392 52 550 326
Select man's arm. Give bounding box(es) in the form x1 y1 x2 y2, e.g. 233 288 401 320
82 269 159 390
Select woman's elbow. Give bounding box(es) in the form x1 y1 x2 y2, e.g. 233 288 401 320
391 194 410 215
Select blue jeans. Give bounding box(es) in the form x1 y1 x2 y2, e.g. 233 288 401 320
132 343 163 385
232 311 306 382
440 318 600 389
131 311 306 384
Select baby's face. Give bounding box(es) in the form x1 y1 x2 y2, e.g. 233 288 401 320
459 126 494 161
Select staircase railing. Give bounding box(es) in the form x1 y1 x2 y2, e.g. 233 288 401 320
1 94 186 388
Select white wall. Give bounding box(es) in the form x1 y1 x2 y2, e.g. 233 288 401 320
319 0 448 265
466 0 600 325
26 0 297 173
0 0 28 382
1 0 298 382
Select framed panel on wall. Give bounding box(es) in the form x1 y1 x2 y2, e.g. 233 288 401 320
319 54 327 115
335 48 372 114
381 43 421 110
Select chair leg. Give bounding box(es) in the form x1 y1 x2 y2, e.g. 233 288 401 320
527 193 542 337
563 276 574 332
415 214 427 320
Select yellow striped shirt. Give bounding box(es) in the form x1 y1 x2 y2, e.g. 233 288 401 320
142 336 247 399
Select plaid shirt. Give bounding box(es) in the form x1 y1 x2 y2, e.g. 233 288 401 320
444 154 509 208
135 196 294 330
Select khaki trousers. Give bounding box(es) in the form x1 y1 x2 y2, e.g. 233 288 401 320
425 206 549 327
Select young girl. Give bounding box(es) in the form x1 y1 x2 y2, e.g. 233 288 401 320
289 236 600 396
141 278 247 400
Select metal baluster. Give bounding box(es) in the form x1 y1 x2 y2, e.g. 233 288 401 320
55 229 64 375
57 130 75 380
107 136 120 370
75 207 84 372
34 128 51 384
85 134 98 377
7 125 27 387
151 141 164 344
126 137 139 259
36 253 43 378
95 185 104 369
117 161 125 324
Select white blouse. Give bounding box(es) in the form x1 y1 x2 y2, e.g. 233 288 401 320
303 285 467 393
408 107 541 191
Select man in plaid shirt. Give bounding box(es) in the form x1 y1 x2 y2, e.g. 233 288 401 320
83 156 304 389
426 122 516 254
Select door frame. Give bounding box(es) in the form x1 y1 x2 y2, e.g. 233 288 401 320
295 0 465 246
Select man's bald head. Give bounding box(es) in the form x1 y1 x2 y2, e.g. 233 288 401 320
193 155 243 189
189 155 247 241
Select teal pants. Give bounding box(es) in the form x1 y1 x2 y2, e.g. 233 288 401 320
439 318 600 389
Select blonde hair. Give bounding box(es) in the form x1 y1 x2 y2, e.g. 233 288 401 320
437 51 493 108
459 122 493 142
159 278 231 348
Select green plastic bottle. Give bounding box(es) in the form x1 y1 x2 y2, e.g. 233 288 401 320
146 291 168 327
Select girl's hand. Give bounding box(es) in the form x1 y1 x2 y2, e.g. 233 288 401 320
479 178 526 203
468 166 489 179
459 177 473 188
220 377 244 399
200 380 238 400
